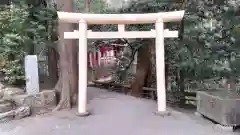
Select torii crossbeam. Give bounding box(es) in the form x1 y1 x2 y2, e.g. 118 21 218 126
57 11 185 116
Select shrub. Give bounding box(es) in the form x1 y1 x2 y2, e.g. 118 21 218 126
0 4 56 85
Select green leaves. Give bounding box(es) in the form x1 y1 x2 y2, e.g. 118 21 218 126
115 0 240 86
0 2 57 85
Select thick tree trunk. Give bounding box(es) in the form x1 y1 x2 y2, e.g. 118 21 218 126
47 47 59 87
144 63 153 87
53 0 78 111
129 40 153 97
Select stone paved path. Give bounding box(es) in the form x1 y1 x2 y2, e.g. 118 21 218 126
0 87 239 135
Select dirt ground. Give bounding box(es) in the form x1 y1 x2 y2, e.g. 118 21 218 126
0 87 239 135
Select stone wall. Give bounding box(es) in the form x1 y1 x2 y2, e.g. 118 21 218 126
0 82 57 122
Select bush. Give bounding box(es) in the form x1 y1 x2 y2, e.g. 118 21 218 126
0 4 57 85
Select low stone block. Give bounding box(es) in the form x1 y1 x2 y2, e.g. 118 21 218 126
0 82 5 99
0 83 5 90
0 89 4 99
14 106 31 119
0 100 14 113
12 90 56 114
0 106 31 122
0 116 14 123
0 110 14 123
3 87 25 97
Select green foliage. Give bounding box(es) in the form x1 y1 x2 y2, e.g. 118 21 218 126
1 60 25 84
75 0 107 13
179 0 240 83
0 2 57 85
118 0 240 88
74 0 240 89
87 0 239 89
0 5 29 85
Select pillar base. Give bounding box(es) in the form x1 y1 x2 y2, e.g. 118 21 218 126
194 112 203 117
76 111 91 117
154 110 171 117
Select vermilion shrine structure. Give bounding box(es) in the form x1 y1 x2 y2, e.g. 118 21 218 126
57 11 185 116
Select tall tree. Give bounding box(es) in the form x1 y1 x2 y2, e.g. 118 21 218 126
117 0 184 96
54 0 78 110
129 39 154 96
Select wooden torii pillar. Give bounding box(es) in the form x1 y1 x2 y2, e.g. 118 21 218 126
57 11 185 116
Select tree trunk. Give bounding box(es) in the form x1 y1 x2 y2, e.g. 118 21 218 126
144 62 153 87
47 10 59 88
53 0 78 111
130 39 153 97
47 47 59 87
84 0 91 12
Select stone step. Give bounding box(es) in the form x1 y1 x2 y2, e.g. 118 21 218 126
0 111 14 123
0 106 31 123
12 90 56 115
0 89 3 99
0 100 14 113
0 90 56 122
3 87 25 97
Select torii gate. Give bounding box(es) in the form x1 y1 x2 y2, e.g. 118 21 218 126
57 11 185 116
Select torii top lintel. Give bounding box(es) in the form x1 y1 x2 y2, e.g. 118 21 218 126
57 10 185 24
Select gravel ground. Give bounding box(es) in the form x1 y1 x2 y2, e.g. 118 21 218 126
0 87 239 135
